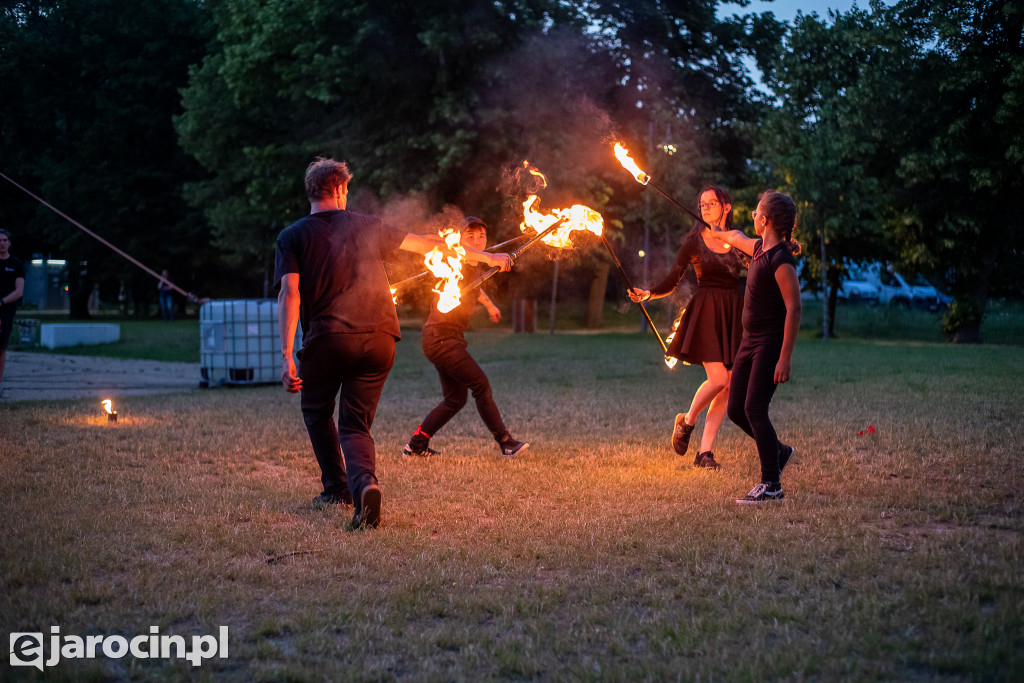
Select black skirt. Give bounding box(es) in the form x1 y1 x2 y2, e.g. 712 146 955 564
666 285 743 367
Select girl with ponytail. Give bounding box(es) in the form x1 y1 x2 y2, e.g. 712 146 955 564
708 190 802 503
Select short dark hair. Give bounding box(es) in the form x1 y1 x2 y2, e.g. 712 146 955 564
304 157 352 202
0 229 10 240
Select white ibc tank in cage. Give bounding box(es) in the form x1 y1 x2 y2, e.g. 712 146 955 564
199 299 300 387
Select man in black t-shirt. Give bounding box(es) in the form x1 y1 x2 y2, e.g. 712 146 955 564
275 158 510 529
0 229 26 395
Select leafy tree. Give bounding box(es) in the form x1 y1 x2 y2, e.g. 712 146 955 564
0 0 211 317
757 5 898 338
176 0 773 314
878 0 1024 341
760 0 1023 342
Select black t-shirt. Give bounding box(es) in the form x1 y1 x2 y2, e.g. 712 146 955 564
742 239 796 341
274 210 406 343
423 263 486 334
0 255 25 308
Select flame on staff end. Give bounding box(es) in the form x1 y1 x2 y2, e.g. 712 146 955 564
519 162 603 249
101 399 113 414
521 196 603 249
614 143 650 185
662 309 694 369
424 228 467 313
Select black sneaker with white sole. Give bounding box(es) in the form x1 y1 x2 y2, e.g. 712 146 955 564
736 481 784 504
402 443 441 457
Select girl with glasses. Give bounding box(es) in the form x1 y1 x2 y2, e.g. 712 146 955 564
628 186 746 470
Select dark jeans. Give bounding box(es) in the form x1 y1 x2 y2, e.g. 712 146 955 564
419 326 508 441
158 291 174 321
298 331 395 503
727 335 784 482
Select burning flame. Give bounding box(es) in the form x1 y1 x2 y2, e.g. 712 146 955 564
101 399 114 414
518 162 603 249
424 228 467 313
614 143 650 185
522 160 548 190
662 309 693 369
521 195 604 248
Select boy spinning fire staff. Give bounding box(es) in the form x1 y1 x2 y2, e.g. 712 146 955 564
275 158 511 529
403 216 529 458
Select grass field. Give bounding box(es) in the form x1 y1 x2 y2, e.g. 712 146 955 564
9 297 1023 364
1 330 1022 680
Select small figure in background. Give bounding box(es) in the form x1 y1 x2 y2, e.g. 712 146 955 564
158 269 174 321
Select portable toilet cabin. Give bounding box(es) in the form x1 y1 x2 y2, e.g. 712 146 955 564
199 299 300 387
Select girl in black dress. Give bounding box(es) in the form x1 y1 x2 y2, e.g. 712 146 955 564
629 186 745 469
708 190 802 503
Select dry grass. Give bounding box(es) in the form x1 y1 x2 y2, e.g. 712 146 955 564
1 332 1022 681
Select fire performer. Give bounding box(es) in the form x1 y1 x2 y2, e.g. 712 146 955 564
403 217 529 458
275 158 511 528
628 186 745 470
706 190 802 504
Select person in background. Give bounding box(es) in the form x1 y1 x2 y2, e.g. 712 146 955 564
275 158 511 529
0 229 25 397
158 269 174 321
707 190 802 504
403 216 529 459
628 186 745 470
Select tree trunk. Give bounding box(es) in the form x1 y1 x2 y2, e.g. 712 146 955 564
585 261 610 329
512 299 536 333
949 239 998 343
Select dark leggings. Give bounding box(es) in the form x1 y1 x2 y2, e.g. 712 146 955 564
419 327 508 442
298 331 395 503
727 335 783 482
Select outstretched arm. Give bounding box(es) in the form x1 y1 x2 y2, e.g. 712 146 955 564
400 233 512 272
278 274 302 393
708 229 758 256
774 263 802 384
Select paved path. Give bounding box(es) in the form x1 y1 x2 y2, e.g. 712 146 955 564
1 351 200 403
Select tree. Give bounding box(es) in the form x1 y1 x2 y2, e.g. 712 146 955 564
758 6 897 338
877 0 1024 341
0 0 211 317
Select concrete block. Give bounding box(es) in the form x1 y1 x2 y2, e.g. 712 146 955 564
40 323 121 349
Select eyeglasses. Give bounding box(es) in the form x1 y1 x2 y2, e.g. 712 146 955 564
699 201 720 210
751 210 763 220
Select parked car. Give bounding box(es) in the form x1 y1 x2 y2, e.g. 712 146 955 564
909 274 952 312
864 263 914 308
841 262 948 311
836 264 881 305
